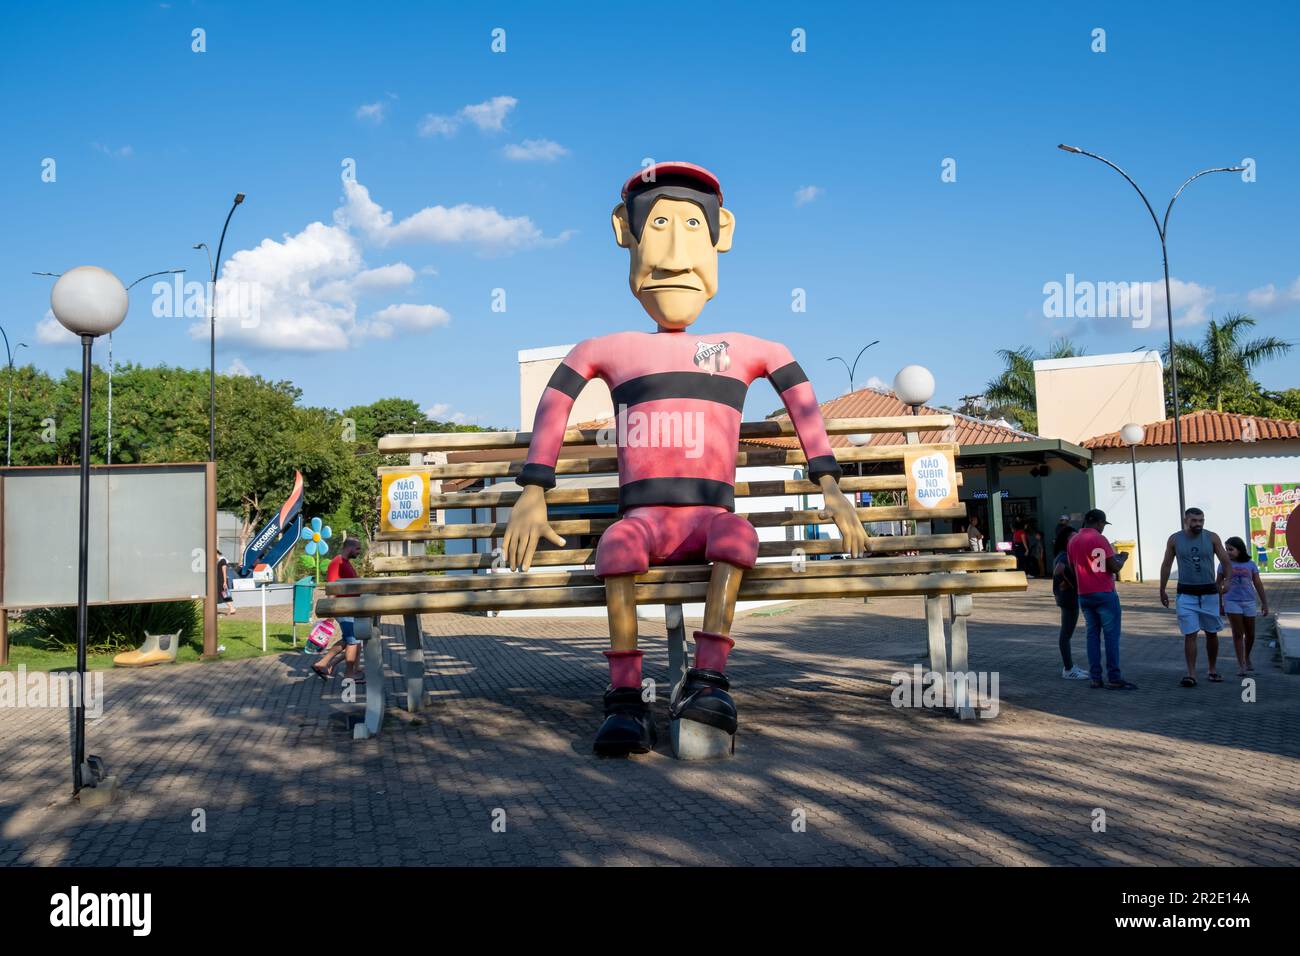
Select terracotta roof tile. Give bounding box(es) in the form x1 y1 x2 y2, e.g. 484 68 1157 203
743 387 1038 449
1083 410 1300 449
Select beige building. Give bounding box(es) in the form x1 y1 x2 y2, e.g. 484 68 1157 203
1033 350 1165 444
518 344 613 430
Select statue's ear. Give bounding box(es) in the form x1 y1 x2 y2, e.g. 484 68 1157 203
611 203 632 248
715 207 735 253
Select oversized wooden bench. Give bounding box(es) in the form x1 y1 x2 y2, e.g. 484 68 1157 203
317 415 1027 738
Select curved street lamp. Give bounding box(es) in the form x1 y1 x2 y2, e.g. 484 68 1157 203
0 327 27 466
50 265 128 798
195 192 246 463
827 340 881 394
1057 144 1244 518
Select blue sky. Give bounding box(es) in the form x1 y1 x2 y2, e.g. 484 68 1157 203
3 0 1296 428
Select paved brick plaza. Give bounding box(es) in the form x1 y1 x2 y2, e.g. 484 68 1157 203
2 578 1297 866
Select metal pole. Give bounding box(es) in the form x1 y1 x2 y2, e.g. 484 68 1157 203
1056 146 1242 521
1130 443 1144 583
74 334 93 795
1 327 13 467
107 333 113 465
261 583 267 654
1160 242 1185 518
209 195 245 463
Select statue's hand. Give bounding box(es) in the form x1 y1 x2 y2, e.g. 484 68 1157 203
503 485 566 572
818 478 869 558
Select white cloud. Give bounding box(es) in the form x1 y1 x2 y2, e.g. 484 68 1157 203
1245 277 1300 313
347 262 416 294
418 113 459 137
355 101 386 124
1148 278 1217 327
361 303 451 339
424 402 469 424
336 180 561 251
794 185 823 207
503 138 568 162
461 95 516 131
225 357 253 376
188 173 567 351
36 309 78 346
418 95 517 137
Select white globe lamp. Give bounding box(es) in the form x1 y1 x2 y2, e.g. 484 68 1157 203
893 364 935 412
51 266 128 337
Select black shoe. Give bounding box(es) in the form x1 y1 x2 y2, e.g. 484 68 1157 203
670 668 738 735
593 686 656 756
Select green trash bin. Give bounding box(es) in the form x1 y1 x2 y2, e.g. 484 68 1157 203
293 577 316 646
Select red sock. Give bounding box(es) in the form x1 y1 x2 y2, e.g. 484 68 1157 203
693 630 735 672
604 649 643 689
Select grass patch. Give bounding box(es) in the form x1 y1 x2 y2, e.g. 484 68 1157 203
2 616 312 672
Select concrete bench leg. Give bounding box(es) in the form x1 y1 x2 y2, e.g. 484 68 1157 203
402 612 425 713
664 602 733 760
355 616 384 739
924 595 948 676
665 603 688 706
948 594 977 720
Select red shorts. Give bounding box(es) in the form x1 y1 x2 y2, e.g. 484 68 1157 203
594 505 759 578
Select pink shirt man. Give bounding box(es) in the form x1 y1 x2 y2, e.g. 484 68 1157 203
1068 526 1116 595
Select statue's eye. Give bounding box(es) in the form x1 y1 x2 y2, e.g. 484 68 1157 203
653 216 668 226
686 218 700 228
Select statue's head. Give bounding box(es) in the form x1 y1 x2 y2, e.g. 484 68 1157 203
611 162 734 331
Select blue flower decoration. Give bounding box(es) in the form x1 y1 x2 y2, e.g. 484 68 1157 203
300 517 332 557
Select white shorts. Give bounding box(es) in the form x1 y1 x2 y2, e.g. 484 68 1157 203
1222 597 1258 617
1177 592 1222 635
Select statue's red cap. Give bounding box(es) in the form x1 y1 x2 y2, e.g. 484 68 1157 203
621 162 723 206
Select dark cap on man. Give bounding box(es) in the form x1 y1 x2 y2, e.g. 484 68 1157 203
1083 508 1109 527
621 160 724 245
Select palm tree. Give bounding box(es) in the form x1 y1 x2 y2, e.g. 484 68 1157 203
1166 314 1291 414
984 338 1085 433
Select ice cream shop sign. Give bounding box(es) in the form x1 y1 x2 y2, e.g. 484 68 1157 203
1246 482 1299 574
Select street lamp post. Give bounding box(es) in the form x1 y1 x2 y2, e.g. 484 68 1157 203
196 192 246 463
1121 422 1146 583
1057 144 1244 519
893 364 936 536
0 327 27 466
50 266 128 797
827 340 881 394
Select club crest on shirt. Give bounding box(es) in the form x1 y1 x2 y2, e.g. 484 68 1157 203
693 340 731 374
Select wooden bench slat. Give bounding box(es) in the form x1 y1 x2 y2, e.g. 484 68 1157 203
424 472 963 510
371 533 973 573
380 503 969 541
381 442 958 481
318 569 1024 616
377 415 957 453
326 552 1017 595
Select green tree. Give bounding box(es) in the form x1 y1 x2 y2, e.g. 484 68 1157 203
1165 314 1292 415
983 338 1085 433
339 398 497 546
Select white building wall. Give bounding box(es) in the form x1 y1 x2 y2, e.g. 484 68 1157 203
1091 440 1300 581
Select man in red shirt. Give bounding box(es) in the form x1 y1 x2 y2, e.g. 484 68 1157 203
312 538 363 683
1067 509 1135 689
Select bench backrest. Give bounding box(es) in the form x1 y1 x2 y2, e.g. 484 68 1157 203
367 416 969 575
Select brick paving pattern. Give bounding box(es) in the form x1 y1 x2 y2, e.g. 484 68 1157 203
2 578 1297 866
